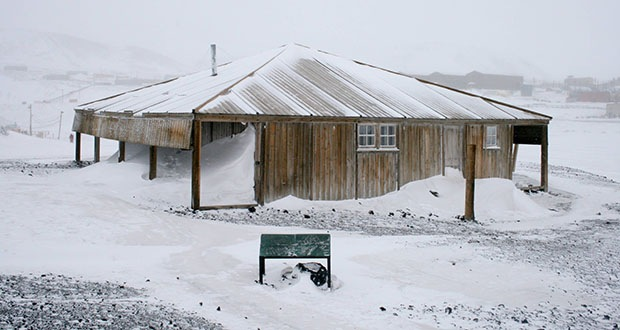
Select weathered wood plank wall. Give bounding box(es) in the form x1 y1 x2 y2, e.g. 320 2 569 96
399 124 443 186
72 112 192 149
443 125 464 173
312 123 356 201
201 122 246 144
259 121 515 204
356 152 398 198
262 122 313 202
465 124 513 179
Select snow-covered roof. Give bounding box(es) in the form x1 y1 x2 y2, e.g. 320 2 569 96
76 44 550 122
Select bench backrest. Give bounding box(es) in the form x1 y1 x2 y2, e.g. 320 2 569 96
260 234 330 258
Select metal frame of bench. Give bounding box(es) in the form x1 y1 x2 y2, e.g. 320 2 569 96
258 233 331 288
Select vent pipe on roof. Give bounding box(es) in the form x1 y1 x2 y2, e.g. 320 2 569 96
210 44 217 76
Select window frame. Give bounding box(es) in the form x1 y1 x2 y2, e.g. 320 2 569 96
485 125 499 149
357 124 376 149
357 123 398 151
379 124 397 148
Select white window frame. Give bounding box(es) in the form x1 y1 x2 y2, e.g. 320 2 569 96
380 124 397 148
485 125 499 149
358 123 398 150
358 124 375 149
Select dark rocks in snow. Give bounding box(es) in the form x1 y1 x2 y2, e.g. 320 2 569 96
368 210 374 215
429 190 439 197
379 306 386 311
303 214 311 219
0 274 223 329
248 206 256 213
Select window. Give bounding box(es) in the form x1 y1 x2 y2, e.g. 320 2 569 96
358 124 397 150
358 124 375 148
380 124 396 148
485 125 498 148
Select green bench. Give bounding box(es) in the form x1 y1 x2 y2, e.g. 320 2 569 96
259 233 331 288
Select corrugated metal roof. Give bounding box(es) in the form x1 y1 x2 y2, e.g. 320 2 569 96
76 43 550 122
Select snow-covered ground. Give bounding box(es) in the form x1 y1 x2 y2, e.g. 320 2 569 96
1 89 620 329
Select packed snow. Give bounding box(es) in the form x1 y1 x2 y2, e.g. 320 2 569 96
1 88 620 329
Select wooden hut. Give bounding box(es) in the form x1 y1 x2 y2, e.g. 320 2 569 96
72 44 551 210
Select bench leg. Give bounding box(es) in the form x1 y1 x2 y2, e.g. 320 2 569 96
327 257 332 289
259 256 265 284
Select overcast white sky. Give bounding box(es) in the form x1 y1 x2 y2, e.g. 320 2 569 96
1 0 618 80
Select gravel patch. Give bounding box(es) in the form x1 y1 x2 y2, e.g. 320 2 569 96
0 273 223 330
0 160 92 176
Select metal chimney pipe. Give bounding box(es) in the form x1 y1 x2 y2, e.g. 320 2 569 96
210 44 217 76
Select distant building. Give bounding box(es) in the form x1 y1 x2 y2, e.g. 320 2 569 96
417 71 523 92
465 71 523 91
43 74 71 80
564 76 595 90
606 103 620 118
3 65 28 72
567 91 612 103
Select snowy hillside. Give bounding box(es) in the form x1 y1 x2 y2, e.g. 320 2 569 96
0 29 188 77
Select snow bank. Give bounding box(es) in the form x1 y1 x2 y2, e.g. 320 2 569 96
269 168 550 221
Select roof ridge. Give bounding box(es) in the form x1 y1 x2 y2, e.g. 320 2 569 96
192 45 288 113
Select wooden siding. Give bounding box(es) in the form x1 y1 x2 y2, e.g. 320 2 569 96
356 151 398 198
465 124 513 179
443 125 464 172
312 123 356 201
399 124 443 185
261 122 356 203
72 112 192 149
262 122 313 202
201 122 246 145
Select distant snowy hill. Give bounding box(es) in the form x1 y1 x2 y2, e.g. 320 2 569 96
0 29 188 77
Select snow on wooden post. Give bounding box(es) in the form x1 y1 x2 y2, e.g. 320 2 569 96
211 44 217 76
75 132 81 162
191 119 202 210
94 136 100 163
149 146 157 180
464 144 476 220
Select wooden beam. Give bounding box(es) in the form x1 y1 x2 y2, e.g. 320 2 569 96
194 113 550 126
191 119 202 210
464 144 476 220
254 123 265 205
75 132 81 162
198 203 258 211
94 136 100 163
118 141 126 163
149 145 157 180
541 125 549 192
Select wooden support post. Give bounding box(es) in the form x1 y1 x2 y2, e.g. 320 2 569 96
254 123 265 205
191 119 202 210
541 125 549 192
75 132 81 162
511 144 519 174
94 136 100 163
118 141 126 163
464 144 476 220
149 146 157 180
